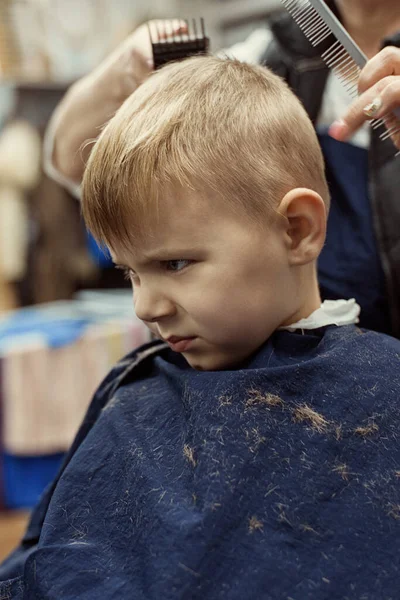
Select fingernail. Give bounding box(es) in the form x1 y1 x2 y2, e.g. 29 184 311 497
328 119 349 141
363 96 382 118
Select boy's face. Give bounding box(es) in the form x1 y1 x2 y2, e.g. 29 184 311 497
111 190 302 370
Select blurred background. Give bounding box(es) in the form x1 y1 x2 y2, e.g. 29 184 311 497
0 0 281 560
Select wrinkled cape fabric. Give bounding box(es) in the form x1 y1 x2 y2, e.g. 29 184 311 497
1 325 400 599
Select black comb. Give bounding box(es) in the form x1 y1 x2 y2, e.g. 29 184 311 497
149 18 209 69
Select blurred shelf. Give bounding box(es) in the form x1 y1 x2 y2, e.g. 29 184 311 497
207 0 282 27
2 79 75 90
7 80 75 130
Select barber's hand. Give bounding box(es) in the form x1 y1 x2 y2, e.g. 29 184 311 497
329 46 400 150
51 20 186 184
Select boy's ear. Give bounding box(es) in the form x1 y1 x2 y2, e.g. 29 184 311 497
278 188 327 266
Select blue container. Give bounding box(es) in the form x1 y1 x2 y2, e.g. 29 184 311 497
3 453 64 509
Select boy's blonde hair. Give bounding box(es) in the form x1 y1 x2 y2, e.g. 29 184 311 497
82 55 329 248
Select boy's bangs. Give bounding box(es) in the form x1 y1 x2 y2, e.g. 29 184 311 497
83 144 183 252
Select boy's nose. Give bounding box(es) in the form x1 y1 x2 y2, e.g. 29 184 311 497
134 286 176 323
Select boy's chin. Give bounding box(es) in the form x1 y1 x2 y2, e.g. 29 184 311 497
183 349 249 372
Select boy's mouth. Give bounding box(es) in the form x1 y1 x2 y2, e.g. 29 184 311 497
164 336 196 352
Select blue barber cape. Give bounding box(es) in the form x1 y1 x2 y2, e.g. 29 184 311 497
1 325 400 599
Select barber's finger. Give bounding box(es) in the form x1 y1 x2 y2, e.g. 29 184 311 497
368 78 400 120
358 46 400 95
148 19 187 42
328 76 397 141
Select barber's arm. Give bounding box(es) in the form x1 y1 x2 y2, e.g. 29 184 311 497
329 46 400 150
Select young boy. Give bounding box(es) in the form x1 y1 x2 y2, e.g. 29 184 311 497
1 56 400 599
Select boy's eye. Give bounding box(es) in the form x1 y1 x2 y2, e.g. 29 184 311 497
163 259 193 272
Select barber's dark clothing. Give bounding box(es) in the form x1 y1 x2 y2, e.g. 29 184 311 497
317 133 391 333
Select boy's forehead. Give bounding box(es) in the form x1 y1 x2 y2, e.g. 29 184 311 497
109 189 215 262
153 186 225 228
108 187 261 265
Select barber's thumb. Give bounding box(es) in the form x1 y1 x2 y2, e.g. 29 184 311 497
328 119 350 142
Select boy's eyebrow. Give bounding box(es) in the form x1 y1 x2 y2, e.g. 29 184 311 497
112 246 201 267
141 247 197 260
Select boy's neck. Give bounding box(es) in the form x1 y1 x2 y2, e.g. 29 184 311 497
281 273 322 328
337 0 400 58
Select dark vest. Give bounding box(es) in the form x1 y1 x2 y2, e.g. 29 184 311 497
262 3 400 337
